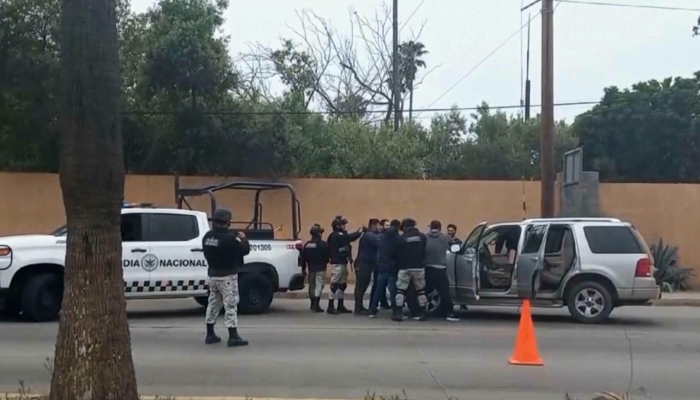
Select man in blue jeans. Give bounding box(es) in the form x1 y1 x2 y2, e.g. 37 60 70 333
369 219 401 318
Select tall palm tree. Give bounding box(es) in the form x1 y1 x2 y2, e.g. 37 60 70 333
399 40 428 122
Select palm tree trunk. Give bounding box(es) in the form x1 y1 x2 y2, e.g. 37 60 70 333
50 0 138 397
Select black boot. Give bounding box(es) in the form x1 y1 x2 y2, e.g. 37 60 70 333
327 299 338 314
227 328 249 347
312 297 324 313
391 306 403 322
418 307 428 322
205 323 221 344
337 299 352 314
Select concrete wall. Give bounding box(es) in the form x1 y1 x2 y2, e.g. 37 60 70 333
1 172 698 285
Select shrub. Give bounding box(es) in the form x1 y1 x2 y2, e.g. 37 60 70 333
650 238 693 292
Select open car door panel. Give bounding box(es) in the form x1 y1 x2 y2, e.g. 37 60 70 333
514 223 551 299
453 221 487 301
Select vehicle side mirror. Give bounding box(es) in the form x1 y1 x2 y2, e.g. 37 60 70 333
449 243 462 253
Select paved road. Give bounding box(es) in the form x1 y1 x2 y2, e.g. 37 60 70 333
1 299 700 400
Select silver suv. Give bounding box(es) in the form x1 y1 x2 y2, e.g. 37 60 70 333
435 218 661 324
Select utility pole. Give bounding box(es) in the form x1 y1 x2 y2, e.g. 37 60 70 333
392 0 401 131
524 14 532 120
540 0 555 217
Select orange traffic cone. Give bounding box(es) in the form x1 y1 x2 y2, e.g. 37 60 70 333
508 299 544 366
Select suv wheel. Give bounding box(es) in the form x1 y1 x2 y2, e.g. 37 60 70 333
566 281 613 324
425 289 441 317
238 273 274 315
22 274 63 322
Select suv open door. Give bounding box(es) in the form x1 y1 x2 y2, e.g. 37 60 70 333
174 174 301 241
450 221 487 301
514 223 551 299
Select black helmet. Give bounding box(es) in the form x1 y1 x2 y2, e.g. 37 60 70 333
310 223 324 237
331 215 348 230
212 208 232 223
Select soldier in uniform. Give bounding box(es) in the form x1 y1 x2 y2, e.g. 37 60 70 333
392 218 429 322
202 208 251 347
301 223 330 312
326 215 363 314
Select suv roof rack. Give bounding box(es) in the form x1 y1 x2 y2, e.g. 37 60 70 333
522 217 622 223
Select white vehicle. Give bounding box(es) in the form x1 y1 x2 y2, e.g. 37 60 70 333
0 177 306 322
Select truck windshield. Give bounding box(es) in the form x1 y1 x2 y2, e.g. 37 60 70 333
52 225 67 236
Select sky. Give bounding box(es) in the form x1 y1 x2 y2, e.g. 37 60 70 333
129 0 700 122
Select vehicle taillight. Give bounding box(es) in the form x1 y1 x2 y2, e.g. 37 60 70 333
635 257 652 277
295 241 303 251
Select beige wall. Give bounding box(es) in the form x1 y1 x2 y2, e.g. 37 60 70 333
0 172 697 285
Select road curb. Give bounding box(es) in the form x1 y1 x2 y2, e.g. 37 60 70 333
276 292 700 306
652 298 700 307
3 395 353 400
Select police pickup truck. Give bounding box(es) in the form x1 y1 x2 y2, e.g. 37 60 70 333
0 198 306 322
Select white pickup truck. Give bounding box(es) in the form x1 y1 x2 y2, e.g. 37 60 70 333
0 177 307 322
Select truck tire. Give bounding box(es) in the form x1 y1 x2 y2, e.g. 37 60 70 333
194 296 209 307
2 297 21 318
238 273 274 315
566 281 613 324
21 274 63 322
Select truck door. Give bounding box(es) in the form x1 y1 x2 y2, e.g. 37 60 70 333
514 223 551 299
452 221 487 301
144 212 207 297
121 211 151 297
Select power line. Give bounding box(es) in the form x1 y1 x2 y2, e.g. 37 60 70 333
399 0 427 32
425 11 542 110
556 0 700 12
123 99 609 116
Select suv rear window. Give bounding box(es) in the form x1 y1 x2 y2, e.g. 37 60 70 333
583 226 643 254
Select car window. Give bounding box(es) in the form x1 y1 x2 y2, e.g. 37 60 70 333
122 213 146 242
522 224 547 254
583 226 643 254
544 226 568 254
146 213 199 242
463 223 487 249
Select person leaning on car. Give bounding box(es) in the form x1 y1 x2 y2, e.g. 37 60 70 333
424 220 459 322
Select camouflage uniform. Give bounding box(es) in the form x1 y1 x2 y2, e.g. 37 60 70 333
395 269 427 308
329 263 349 299
205 275 239 328
308 271 326 298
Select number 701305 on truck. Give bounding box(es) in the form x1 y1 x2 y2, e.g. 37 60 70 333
0 176 306 322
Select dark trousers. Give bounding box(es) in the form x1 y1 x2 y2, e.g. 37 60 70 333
425 267 454 317
354 263 374 311
369 266 389 307
370 271 397 312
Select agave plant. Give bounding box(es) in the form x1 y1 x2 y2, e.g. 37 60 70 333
650 238 693 292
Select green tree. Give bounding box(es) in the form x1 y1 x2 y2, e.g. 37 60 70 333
50 0 138 398
0 0 60 171
574 73 700 182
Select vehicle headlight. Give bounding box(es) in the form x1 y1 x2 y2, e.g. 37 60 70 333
0 245 12 270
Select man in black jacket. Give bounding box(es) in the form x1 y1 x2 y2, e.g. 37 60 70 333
326 215 363 314
354 219 381 314
392 218 429 322
300 224 330 313
369 219 400 317
203 208 251 347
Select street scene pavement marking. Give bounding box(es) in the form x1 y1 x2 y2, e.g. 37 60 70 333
2 298 700 400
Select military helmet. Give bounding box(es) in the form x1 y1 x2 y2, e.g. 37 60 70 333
310 223 324 236
212 207 233 223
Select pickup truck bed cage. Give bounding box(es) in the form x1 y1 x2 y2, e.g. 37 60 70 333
174 174 301 240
